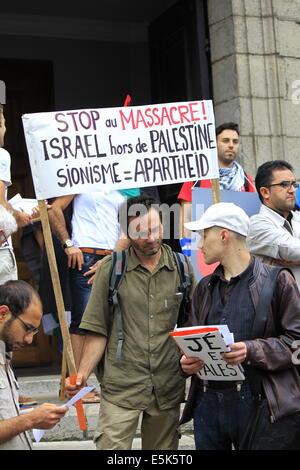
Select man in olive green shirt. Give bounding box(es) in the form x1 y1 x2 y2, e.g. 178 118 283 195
66 195 195 450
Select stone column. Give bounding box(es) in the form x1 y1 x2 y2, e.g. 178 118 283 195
207 0 300 177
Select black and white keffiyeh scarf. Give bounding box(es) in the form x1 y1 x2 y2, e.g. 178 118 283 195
219 161 245 191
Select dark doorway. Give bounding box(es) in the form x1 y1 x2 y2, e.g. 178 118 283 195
0 58 58 366
149 0 212 249
0 58 54 279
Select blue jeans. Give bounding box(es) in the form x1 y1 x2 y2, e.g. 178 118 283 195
194 382 256 450
69 252 105 334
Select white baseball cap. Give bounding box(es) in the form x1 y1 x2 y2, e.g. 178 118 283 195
184 202 250 236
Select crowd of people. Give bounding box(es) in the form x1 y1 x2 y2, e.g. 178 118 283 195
1 101 300 451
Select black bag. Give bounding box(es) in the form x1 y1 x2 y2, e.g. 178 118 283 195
240 267 300 450
240 399 300 450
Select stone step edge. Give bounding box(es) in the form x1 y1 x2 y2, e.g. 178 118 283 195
18 375 99 397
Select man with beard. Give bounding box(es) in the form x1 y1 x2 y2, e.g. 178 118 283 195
65 195 195 450
247 160 300 287
0 280 68 450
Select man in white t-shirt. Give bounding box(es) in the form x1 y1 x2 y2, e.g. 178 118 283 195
0 104 32 283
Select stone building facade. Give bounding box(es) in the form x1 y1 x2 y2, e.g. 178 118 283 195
208 0 300 178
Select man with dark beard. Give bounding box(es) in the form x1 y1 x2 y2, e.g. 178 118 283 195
65 195 196 450
0 280 68 450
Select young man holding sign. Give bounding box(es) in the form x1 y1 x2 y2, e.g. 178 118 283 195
180 202 300 450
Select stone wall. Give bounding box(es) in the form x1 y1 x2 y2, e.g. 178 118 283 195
207 0 300 179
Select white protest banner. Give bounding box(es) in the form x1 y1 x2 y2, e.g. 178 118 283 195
170 326 245 381
22 100 219 200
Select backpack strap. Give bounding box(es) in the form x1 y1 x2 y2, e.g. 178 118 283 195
173 251 192 327
108 250 128 361
251 267 291 339
243 170 250 192
109 250 192 360
247 266 293 397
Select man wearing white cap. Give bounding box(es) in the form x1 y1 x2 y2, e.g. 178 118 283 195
179 202 300 450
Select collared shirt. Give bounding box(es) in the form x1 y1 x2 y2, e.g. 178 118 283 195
207 258 255 343
0 341 32 450
247 204 300 286
80 244 196 410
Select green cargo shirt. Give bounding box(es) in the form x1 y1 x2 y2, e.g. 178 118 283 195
80 244 196 411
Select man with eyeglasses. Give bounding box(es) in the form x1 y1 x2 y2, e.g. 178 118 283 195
247 160 300 287
0 280 68 450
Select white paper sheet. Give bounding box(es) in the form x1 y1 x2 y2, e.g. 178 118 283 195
32 385 95 442
9 193 38 214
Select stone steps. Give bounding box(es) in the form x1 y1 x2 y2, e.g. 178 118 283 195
17 372 194 446
33 434 195 450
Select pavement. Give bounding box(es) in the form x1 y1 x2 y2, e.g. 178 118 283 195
16 365 195 451
33 434 195 451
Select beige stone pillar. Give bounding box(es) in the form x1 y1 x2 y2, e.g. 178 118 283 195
207 0 300 177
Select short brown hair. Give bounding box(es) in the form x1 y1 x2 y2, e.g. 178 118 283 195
216 122 239 136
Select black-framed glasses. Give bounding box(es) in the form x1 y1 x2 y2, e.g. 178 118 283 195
11 313 39 336
266 181 299 190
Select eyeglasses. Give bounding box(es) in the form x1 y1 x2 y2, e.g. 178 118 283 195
11 313 39 336
266 181 299 190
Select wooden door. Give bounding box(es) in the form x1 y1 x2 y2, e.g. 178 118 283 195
149 0 212 250
0 58 60 366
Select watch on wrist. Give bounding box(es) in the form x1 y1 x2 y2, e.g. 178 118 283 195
62 239 74 249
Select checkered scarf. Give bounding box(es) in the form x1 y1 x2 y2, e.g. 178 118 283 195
219 161 245 191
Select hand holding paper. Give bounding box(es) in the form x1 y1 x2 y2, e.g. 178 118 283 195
29 403 68 443
222 342 248 365
32 386 95 442
171 325 245 381
180 355 205 375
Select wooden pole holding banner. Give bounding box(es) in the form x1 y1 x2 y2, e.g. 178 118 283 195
210 178 221 204
59 348 67 401
38 200 88 434
37 200 76 376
